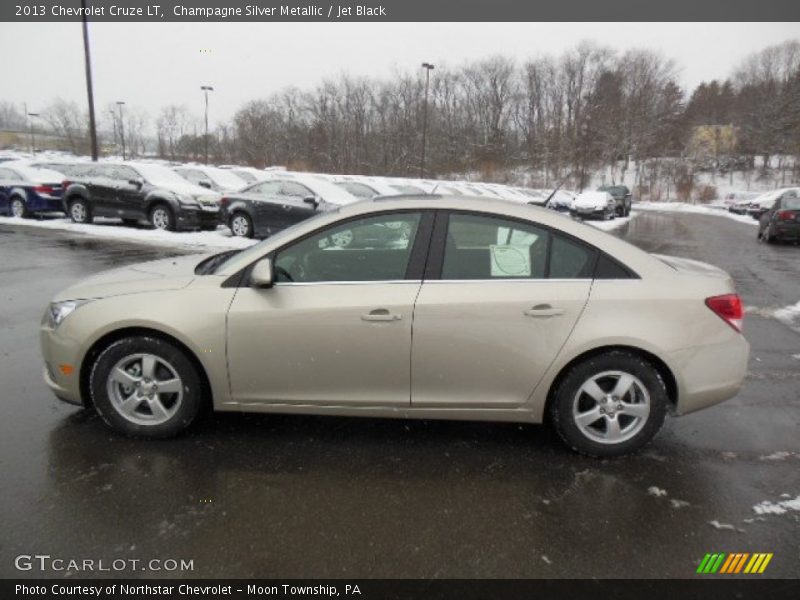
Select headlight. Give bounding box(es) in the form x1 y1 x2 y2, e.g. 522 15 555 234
177 195 200 207
48 300 91 329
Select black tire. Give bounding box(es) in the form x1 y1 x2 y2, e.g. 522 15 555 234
10 196 28 218
68 197 93 224
229 211 253 238
764 225 775 244
549 350 668 457
149 203 175 231
90 336 205 438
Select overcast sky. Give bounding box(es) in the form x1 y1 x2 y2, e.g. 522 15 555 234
1 22 797 127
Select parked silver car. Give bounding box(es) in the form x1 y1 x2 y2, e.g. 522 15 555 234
40 196 749 456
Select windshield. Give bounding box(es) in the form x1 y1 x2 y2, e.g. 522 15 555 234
301 177 359 205
211 209 337 274
207 168 248 189
134 163 200 188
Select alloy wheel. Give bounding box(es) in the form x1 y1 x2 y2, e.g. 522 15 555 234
70 201 87 223
11 198 25 218
231 214 250 237
572 370 651 444
151 207 170 230
106 353 184 426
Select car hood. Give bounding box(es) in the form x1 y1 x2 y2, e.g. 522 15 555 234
52 254 208 302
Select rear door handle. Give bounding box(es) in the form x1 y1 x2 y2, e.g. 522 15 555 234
361 308 403 322
524 304 564 318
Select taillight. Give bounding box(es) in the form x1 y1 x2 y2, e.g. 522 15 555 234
34 185 55 195
62 180 72 188
220 197 230 208
705 294 744 333
777 210 794 221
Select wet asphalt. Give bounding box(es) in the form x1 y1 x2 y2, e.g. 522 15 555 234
0 212 798 579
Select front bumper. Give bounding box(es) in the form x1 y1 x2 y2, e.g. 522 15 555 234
40 324 84 406
176 205 220 230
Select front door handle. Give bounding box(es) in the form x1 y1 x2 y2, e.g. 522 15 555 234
524 304 565 318
361 308 403 322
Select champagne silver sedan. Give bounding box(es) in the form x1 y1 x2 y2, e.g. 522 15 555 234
40 196 749 456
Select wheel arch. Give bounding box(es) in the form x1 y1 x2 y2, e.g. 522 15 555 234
79 326 213 411
542 344 679 419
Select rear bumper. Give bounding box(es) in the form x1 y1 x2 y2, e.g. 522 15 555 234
670 335 750 415
772 222 800 240
28 195 64 213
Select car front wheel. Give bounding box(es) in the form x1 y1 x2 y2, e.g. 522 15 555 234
90 336 205 438
549 350 668 457
149 204 175 231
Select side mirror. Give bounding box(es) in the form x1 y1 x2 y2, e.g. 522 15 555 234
129 178 144 188
198 180 213 189
303 195 320 209
250 258 274 288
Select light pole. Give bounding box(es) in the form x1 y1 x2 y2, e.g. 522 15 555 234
116 101 126 160
109 110 117 150
81 0 98 161
27 110 39 155
420 62 434 178
201 85 214 165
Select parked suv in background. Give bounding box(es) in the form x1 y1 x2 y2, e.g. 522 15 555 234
62 162 221 231
598 185 632 217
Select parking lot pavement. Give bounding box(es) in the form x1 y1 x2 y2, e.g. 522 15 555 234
0 213 798 579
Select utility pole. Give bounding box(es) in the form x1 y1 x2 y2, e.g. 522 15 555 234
201 86 214 165
26 106 39 155
81 0 98 161
420 63 434 178
116 101 126 160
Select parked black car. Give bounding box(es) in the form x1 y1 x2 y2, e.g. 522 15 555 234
219 177 357 238
62 162 221 231
598 185 632 217
758 191 800 244
220 192 321 239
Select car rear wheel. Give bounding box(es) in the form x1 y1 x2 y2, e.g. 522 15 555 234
229 212 253 238
90 336 205 438
68 198 92 224
10 197 27 218
149 204 175 231
549 350 668 457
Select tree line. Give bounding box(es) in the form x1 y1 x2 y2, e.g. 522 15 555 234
1 39 798 197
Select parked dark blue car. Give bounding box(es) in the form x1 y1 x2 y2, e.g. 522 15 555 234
0 162 66 217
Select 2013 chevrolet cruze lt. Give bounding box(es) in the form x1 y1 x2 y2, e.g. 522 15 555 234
40 196 749 456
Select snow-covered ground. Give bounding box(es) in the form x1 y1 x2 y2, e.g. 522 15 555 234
632 201 759 226
584 215 633 232
0 215 257 251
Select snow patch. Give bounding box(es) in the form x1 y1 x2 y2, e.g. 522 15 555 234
584 215 633 232
632 202 759 226
0 216 257 251
541 555 552 564
774 301 800 332
670 499 691 509
759 451 796 461
647 486 667 497
708 520 736 530
753 495 800 516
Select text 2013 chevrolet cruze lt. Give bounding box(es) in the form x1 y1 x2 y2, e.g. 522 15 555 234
40 196 749 456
